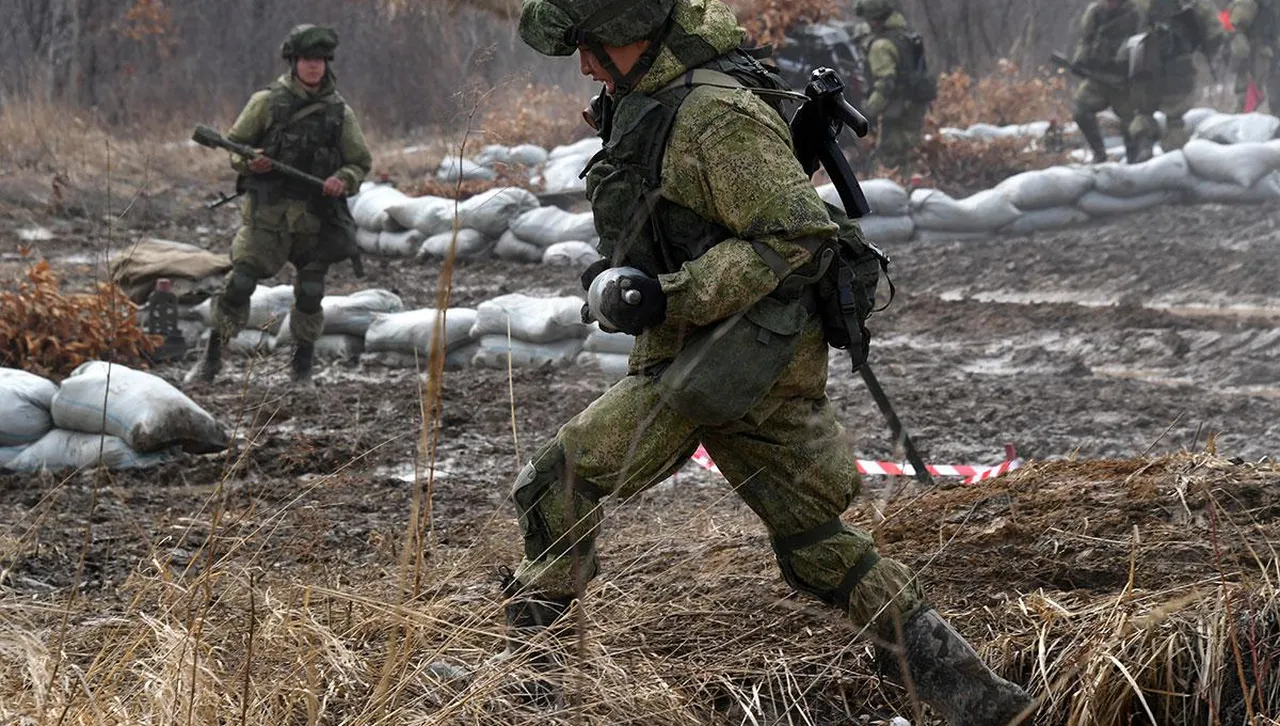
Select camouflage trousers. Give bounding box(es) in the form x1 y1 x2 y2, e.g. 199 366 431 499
1231 38 1277 112
1129 71 1198 152
872 102 928 176
1074 80 1136 126
511 373 924 638
210 223 331 345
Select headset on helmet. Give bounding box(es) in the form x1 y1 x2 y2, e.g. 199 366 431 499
281 24 339 61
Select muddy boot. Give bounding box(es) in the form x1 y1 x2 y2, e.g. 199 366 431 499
877 606 1034 726
1121 130 1139 164
185 333 223 384
1128 133 1154 164
490 572 576 705
291 343 315 383
1074 110 1108 164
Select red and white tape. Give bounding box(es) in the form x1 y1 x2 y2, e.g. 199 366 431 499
690 443 1022 486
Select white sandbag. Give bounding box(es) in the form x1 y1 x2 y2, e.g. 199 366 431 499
358 341 478 370
539 154 592 194
817 179 910 217
356 227 381 254
276 289 405 345
1182 138 1280 189
314 334 364 361
51 362 228 454
575 351 630 378
509 207 598 248
509 144 550 167
5 429 179 472
364 308 479 355
913 229 995 243
224 329 274 356
1181 107 1218 134
0 368 58 446
910 188 1021 232
1191 112 1280 144
457 187 542 238
474 144 512 167
472 335 583 369
858 215 916 244
1093 151 1191 197
349 184 411 231
470 293 588 343
192 284 295 333
494 230 546 263
542 240 601 267
1076 189 1184 216
437 156 496 182
1187 171 1280 204
1000 206 1092 235
385 196 456 236
995 166 1095 210
582 326 635 354
0 445 25 469
548 137 603 160
376 229 425 257
415 228 494 262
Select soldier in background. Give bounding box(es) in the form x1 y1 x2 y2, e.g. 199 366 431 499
1227 0 1279 112
1071 0 1143 162
1128 0 1225 162
191 24 372 385
853 0 937 174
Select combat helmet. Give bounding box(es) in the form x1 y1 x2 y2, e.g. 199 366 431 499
854 0 896 22
519 0 678 93
280 24 339 60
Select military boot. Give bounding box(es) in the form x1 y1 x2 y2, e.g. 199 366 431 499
491 570 576 705
291 343 315 382
876 606 1034 726
185 333 223 384
1074 110 1108 164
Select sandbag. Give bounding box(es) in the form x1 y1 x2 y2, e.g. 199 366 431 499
359 340 478 370
356 227 381 254
415 229 493 262
548 137 603 160
1182 139 1280 189
275 289 405 344
314 334 365 362
910 188 1021 232
223 329 274 356
437 157 496 182
474 144 513 167
192 284 295 333
0 445 25 469
913 229 995 243
1093 151 1191 197
1191 112 1280 144
470 293 588 343
509 144 550 167
1186 171 1280 204
509 207 598 248
582 326 635 355
457 187 541 238
858 215 915 244
384 196 455 236
542 240 601 267
995 166 1095 210
471 335 583 369
1076 189 1184 216
364 308 479 355
494 230 546 263
817 179 909 217
0 368 58 446
376 229 425 257
1000 206 1092 235
349 184 411 231
575 351 630 378
50 362 229 454
108 238 233 305
1181 107 1218 134
5 429 180 472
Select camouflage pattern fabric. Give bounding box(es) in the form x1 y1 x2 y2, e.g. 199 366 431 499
863 12 928 173
1128 0 1224 152
210 72 371 345
513 0 924 639
1230 0 1278 111
1073 0 1142 83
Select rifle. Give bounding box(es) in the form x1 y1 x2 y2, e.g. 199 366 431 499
790 68 933 485
191 124 365 278
1049 52 1126 88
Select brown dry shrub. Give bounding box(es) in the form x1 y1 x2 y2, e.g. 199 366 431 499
409 164 538 200
477 83 593 150
0 259 159 379
931 60 1071 129
915 123 1074 195
727 0 842 48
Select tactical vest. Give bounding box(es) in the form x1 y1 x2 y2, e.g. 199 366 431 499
1147 0 1203 59
585 48 797 279
874 27 938 103
1082 2 1142 71
255 79 347 198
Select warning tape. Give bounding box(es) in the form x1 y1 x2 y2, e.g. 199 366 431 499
690 443 1023 486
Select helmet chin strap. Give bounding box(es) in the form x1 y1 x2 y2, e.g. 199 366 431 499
570 17 672 95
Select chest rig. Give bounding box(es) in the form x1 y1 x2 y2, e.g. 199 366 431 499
254 80 346 199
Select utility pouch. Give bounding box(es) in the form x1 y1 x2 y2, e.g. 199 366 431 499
815 203 892 370
658 295 810 425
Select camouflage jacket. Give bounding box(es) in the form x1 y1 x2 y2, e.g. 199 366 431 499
864 12 919 116
1073 0 1143 75
1230 0 1279 46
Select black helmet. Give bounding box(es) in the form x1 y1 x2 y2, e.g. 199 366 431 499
281 24 339 60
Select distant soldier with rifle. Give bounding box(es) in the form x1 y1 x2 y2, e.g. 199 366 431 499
853 0 937 174
1062 0 1143 162
189 24 372 384
1127 0 1225 162
1226 0 1280 112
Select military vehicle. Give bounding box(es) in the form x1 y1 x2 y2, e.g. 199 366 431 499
771 20 870 106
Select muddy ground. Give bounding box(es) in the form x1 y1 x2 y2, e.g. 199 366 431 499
2 175 1278 721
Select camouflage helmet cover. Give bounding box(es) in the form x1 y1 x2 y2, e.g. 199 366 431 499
281 24 339 60
519 0 678 56
854 0 895 22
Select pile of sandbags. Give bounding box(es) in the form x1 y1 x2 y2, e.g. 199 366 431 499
1 363 228 473
499 206 600 266
273 288 406 362
360 307 481 369
469 294 590 370
575 324 634 378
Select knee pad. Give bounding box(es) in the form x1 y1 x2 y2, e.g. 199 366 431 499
511 442 604 568
771 518 881 607
225 264 259 307
294 270 326 315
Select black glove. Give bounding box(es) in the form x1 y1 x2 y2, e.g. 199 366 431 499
592 269 666 335
580 258 611 291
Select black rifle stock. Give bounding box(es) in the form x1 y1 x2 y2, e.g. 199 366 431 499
1049 52 1124 88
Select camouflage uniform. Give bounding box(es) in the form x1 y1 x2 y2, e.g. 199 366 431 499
508 0 1032 723
1228 0 1279 112
1071 0 1143 162
855 2 936 173
197 25 372 383
1129 0 1226 159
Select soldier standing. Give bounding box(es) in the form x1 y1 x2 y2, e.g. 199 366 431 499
853 0 937 174
1227 0 1280 112
1128 0 1225 162
1071 0 1143 162
191 24 372 384
480 0 1034 723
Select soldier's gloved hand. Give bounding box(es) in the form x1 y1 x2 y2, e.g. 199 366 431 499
587 266 666 335
580 258 611 291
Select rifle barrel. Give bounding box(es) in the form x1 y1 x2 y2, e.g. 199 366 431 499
191 124 328 189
